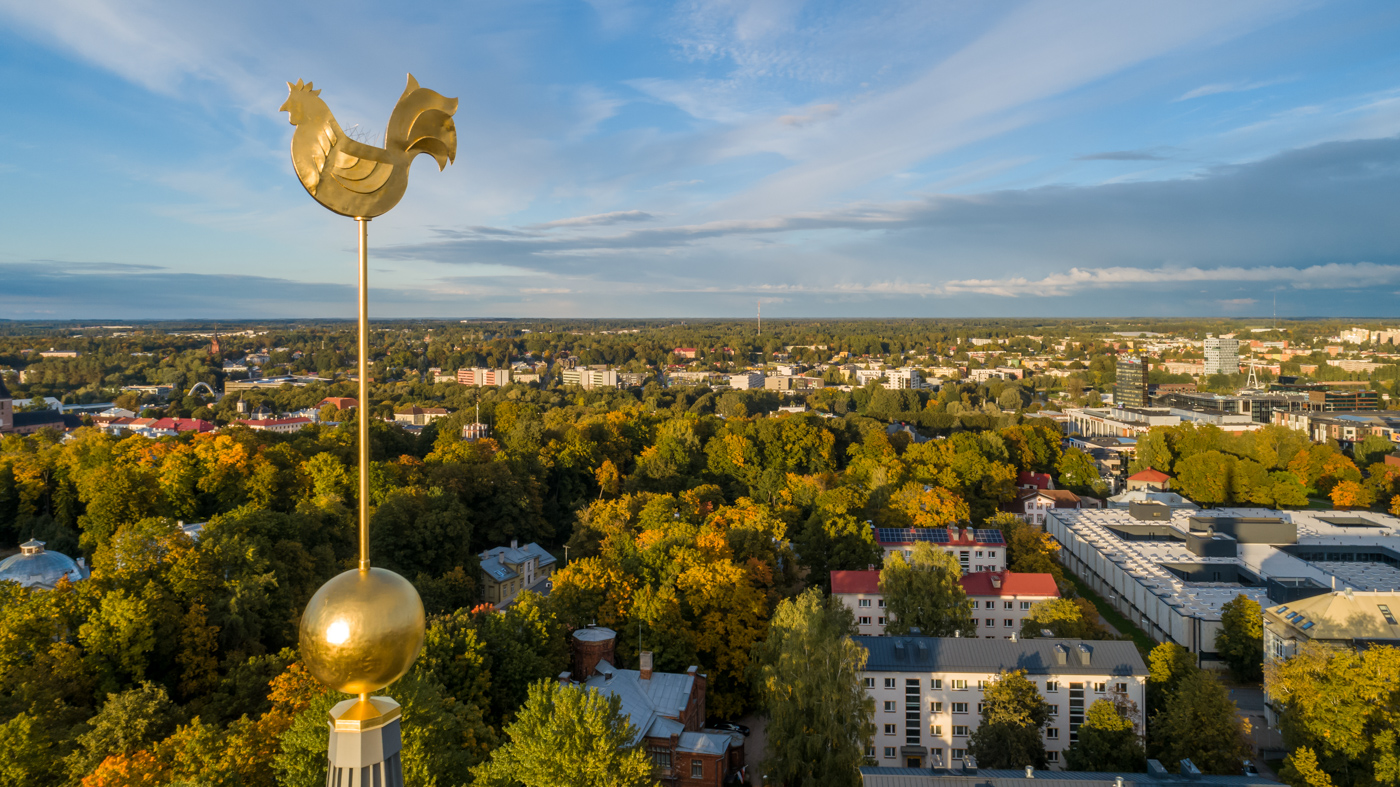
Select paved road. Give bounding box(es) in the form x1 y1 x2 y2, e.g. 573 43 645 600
737 713 767 785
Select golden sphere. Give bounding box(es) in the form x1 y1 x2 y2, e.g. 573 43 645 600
299 567 426 694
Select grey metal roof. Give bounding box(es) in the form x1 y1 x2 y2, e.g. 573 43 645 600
0 542 86 589
583 659 699 746
479 542 557 582
859 768 1277 787
855 636 1147 677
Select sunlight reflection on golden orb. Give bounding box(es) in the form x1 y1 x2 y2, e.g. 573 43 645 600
299 567 426 694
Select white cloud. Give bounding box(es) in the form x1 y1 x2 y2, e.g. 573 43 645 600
1177 78 1291 101
940 263 1400 297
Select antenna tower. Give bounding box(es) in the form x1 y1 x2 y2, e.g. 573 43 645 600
757 300 761 336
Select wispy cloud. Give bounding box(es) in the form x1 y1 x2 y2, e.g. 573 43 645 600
529 210 656 229
939 262 1400 297
1074 149 1170 161
1177 78 1290 101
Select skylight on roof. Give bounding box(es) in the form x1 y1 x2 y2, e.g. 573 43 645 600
1380 604 1397 626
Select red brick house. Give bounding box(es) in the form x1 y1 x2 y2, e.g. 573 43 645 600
563 627 744 786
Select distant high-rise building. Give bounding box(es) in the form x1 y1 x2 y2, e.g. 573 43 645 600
1114 355 1148 408
1204 335 1241 376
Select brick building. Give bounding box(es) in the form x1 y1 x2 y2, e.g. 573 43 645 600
562 627 745 786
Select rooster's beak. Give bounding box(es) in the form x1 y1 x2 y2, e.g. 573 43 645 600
278 99 291 119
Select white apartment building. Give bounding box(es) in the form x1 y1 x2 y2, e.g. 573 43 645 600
457 367 512 386
858 636 1147 770
873 526 1007 574
833 570 1060 639
729 372 765 390
1203 335 1241 376
561 368 619 390
885 368 923 390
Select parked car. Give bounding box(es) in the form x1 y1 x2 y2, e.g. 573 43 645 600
710 720 751 737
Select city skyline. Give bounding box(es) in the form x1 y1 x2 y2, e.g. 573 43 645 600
3 1 1400 319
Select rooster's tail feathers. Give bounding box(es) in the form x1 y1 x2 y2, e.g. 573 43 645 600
386 73 459 169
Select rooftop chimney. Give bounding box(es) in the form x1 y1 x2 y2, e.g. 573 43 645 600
640 651 654 680
558 671 572 685
1054 644 1068 666
1077 643 1092 666
498 552 506 565
1025 766 1035 779
991 573 1002 589
511 538 518 550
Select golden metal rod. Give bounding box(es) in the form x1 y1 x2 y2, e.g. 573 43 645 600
357 217 371 572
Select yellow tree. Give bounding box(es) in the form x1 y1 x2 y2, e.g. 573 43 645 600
889 482 970 528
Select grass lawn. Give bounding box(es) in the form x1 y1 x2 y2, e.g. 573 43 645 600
1062 570 1158 655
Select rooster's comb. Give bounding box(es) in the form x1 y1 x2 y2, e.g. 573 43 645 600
286 78 321 97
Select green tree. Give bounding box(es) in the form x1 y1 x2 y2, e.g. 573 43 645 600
1268 643 1400 787
0 712 61 787
1146 642 1198 717
1056 448 1100 493
1175 450 1234 507
1215 594 1263 683
1064 699 1145 772
879 542 977 637
472 680 656 787
966 670 1049 769
66 681 177 780
1149 671 1251 774
750 588 874 787
1353 433 1395 468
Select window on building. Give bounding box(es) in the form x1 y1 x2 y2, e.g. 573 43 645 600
952 748 966 761
1114 682 1128 694
691 759 702 778
952 702 968 714
1046 681 1059 692
651 750 672 770
1094 682 1106 693
985 618 995 627
1048 704 1058 717
859 598 872 608
989 551 997 558
1047 751 1060 763
1069 683 1085 743
932 724 943 736
884 678 897 689
1021 601 1032 610
864 678 875 688
859 616 871 625
1380 604 1397 625
951 680 967 690
931 679 943 690
976 550 984 558
1003 601 1014 609
884 701 896 712
905 679 922 744
884 724 897 735
953 725 969 736
976 702 984 713
984 601 995 609
931 701 944 713
884 747 897 759
865 746 876 758
878 599 886 608
1004 619 1014 627
878 616 887 625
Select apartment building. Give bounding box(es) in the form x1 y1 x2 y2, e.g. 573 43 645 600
561 367 619 390
857 636 1147 770
873 526 1007 574
833 570 1060 638
729 372 765 390
457 367 512 386
1203 335 1240 376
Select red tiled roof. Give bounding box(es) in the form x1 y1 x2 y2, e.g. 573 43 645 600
831 570 880 595
1017 472 1052 489
1128 468 1171 483
319 397 358 409
961 571 1059 598
149 418 215 432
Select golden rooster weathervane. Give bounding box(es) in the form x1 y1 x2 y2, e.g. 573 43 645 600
281 74 457 785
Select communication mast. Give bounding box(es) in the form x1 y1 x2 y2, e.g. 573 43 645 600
757 300 761 336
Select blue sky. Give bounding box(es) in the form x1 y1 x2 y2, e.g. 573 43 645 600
3 0 1400 319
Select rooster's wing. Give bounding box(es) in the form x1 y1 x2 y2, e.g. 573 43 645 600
324 135 395 196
